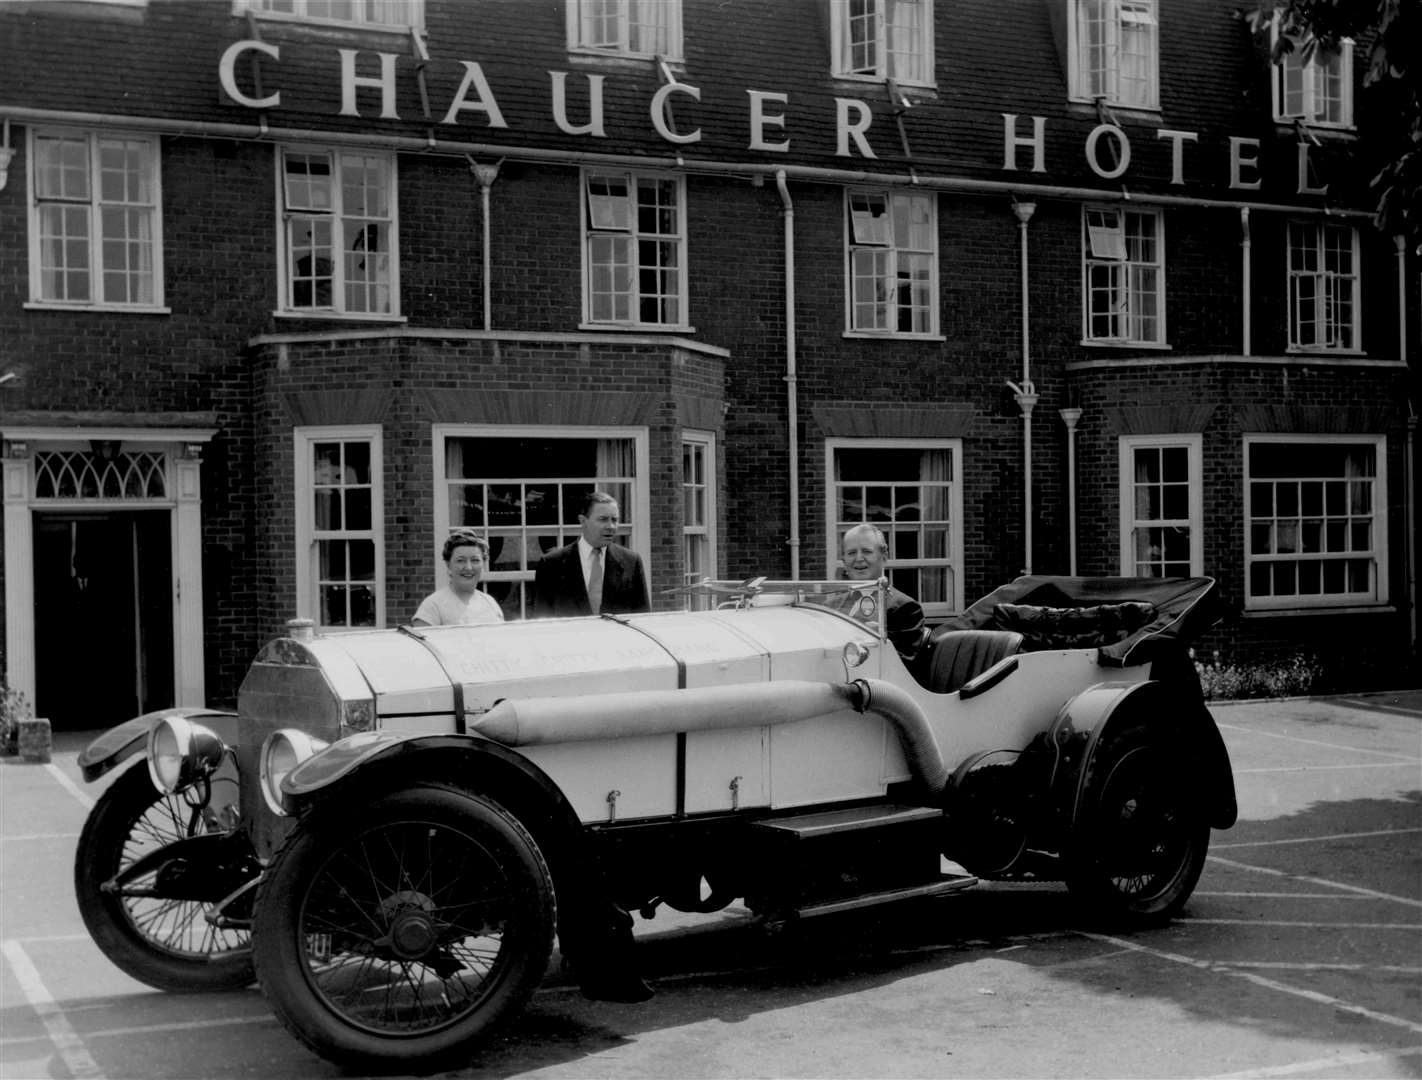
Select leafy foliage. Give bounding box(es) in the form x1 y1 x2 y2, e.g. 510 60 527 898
0 678 32 754
1195 649 1323 700
1249 0 1421 253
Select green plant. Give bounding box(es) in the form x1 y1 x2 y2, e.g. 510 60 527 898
1193 650 1323 702
0 679 33 755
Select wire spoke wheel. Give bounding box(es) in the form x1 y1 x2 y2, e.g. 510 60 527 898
1067 726 1209 925
254 786 555 1071
74 765 254 990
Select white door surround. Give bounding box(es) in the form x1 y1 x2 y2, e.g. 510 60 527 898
2 426 216 715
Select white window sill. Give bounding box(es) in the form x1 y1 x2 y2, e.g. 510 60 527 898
1273 119 1356 136
1080 339 1171 350
842 331 945 342
568 49 685 67
831 74 938 94
274 311 407 323
24 301 170 315
578 321 696 334
1286 346 1364 358
1067 97 1160 119
1242 603 1392 618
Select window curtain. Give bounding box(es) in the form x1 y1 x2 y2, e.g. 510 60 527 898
596 438 635 536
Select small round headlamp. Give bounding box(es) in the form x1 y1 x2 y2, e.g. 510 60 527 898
260 729 329 816
146 716 226 795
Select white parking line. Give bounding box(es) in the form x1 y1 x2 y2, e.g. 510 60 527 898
1215 722 1418 761
1181 919 1420 930
1236 762 1420 773
1332 697 1422 719
1196 891 1373 899
1214 828 1422 849
1081 932 1422 1036
44 763 95 812
1206 1045 1422 1078
0 832 82 844
0 939 104 1079
1208 854 1422 909
1218 962 1422 974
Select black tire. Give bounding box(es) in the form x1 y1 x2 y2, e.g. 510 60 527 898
1065 722 1210 925
252 786 556 1073
74 764 254 991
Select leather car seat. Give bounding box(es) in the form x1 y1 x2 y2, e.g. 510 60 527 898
918 629 1025 694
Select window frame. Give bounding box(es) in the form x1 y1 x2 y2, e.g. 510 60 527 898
565 0 683 61
431 424 652 620
843 187 939 337
1270 21 1354 129
681 430 717 610
275 145 400 319
294 425 386 631
1067 0 1160 111
1117 435 1203 578
1286 219 1361 354
824 437 964 617
1243 433 1388 612
829 0 936 88
580 168 689 330
26 127 166 312
1081 204 1166 345
233 0 424 31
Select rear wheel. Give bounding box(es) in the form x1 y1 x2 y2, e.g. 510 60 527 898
253 786 556 1072
1065 723 1209 925
74 765 254 991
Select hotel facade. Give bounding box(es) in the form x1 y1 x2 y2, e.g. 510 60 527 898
0 0 1416 730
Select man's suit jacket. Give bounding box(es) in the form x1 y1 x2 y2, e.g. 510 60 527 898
839 584 926 661
532 542 650 618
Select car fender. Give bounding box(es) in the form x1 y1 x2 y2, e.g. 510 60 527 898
279 729 615 950
1045 680 1236 833
77 707 239 783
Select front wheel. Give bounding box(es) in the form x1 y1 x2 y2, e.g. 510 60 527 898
74 764 255 991
1065 723 1210 925
253 786 556 1073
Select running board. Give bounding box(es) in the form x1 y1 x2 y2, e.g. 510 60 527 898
761 873 978 931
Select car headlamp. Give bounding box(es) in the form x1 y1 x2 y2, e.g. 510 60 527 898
260 729 329 816
146 716 227 795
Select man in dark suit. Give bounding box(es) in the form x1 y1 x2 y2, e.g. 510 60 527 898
838 523 926 662
532 491 651 617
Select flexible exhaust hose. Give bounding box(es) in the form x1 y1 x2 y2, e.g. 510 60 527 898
471 677 948 796
845 678 949 794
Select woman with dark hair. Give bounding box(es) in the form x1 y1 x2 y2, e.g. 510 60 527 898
412 530 504 626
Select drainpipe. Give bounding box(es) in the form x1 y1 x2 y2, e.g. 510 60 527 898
1006 201 1038 575
1240 207 1251 356
776 170 800 579
1059 407 1083 575
468 157 502 331
1400 235 1417 656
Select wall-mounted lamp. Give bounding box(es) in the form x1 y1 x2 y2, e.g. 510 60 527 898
89 439 122 462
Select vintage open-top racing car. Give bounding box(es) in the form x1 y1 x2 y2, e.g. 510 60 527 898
75 574 1235 1071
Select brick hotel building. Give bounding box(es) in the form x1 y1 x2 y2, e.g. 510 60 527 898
0 0 1416 730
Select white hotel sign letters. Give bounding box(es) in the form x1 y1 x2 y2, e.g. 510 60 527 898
218 40 1329 195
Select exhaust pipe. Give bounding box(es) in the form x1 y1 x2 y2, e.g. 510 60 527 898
472 677 948 796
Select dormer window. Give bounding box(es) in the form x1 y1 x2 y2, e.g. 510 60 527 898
567 0 683 61
1272 25 1354 128
1069 0 1158 110
235 0 423 31
831 0 935 87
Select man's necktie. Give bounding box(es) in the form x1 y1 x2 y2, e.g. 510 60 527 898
588 548 604 615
